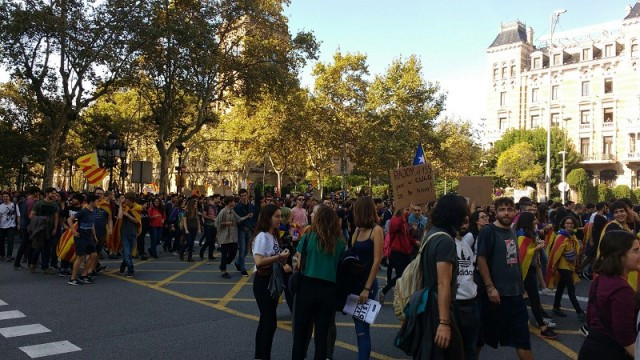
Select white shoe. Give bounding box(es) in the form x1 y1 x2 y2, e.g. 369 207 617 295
539 288 554 296
543 318 557 328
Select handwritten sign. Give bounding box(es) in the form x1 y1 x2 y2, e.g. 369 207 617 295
458 176 493 207
389 163 436 210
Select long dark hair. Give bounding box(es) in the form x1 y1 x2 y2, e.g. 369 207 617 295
594 230 637 276
312 205 342 254
516 212 536 238
254 204 279 238
429 194 469 238
468 210 483 239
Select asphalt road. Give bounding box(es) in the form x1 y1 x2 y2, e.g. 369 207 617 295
0 238 590 360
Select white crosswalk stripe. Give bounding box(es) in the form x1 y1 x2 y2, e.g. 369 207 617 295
0 310 26 320
0 299 7 306
0 324 51 338
19 341 82 358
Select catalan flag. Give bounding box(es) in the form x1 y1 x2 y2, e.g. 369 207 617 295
108 203 143 257
57 224 78 263
76 153 108 186
516 229 536 280
545 230 580 289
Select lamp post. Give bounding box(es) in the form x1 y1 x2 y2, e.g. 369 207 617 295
559 117 571 203
19 156 28 192
545 8 567 202
97 133 127 192
67 157 74 191
119 145 128 192
175 143 185 194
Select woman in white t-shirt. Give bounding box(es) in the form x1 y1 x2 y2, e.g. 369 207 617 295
252 204 291 360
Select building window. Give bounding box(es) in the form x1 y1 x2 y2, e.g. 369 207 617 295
549 114 557 127
605 44 614 57
580 138 590 157
600 169 617 186
631 133 637 154
603 107 614 123
510 65 516 77
604 78 613 94
580 110 591 124
551 85 559 100
530 115 540 128
553 53 562 65
502 67 507 78
500 92 506 106
582 48 590 61
632 41 639 58
531 88 539 103
533 57 540 69
581 81 590 97
603 136 614 156
493 68 499 80
499 117 507 130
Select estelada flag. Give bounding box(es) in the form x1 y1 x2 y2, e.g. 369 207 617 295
516 229 537 280
76 153 108 186
57 224 77 263
545 230 580 288
108 203 143 257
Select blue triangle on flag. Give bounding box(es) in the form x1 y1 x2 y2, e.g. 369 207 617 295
413 144 426 165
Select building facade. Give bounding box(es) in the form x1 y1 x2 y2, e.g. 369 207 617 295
486 3 640 189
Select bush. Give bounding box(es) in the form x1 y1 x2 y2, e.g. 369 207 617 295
566 169 597 204
612 185 633 201
597 184 614 202
372 184 389 199
634 188 640 204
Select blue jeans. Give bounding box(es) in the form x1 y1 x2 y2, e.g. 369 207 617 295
121 232 136 273
235 229 251 271
353 280 378 360
180 227 197 256
149 227 162 257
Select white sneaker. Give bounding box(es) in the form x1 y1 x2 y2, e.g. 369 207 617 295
543 318 557 328
539 288 554 296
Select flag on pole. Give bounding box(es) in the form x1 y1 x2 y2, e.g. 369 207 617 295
413 144 426 165
76 153 108 185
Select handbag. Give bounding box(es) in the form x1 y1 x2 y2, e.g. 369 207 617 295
288 234 309 298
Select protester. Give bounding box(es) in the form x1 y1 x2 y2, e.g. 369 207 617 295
135 200 149 261
118 192 141 278
380 207 415 302
252 204 291 360
200 195 220 261
216 196 251 279
349 196 383 360
29 187 59 274
234 189 256 276
291 205 346 360
0 192 20 262
179 198 200 262
13 187 39 270
578 230 639 359
67 194 99 285
147 198 165 259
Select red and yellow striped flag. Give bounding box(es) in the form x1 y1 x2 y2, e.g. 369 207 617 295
57 224 77 263
76 153 107 185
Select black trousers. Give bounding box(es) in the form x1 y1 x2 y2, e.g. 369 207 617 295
523 267 544 326
292 277 336 360
554 269 583 313
219 243 237 272
253 274 279 360
200 225 217 259
382 250 411 295
13 228 30 267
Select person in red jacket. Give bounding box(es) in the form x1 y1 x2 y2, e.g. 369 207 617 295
380 207 418 301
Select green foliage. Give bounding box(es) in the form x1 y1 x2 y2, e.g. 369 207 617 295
612 185 634 202
598 184 615 202
566 168 597 204
496 143 543 188
634 188 640 203
372 185 390 199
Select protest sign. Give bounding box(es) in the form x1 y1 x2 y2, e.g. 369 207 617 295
389 163 436 210
458 176 493 207
342 294 382 325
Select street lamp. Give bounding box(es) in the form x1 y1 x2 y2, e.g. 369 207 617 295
97 133 128 192
175 143 186 194
545 8 567 202
559 117 571 204
67 157 74 191
19 156 29 192
119 145 128 192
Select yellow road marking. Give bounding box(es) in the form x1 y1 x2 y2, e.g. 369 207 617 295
335 322 401 329
554 330 582 335
528 324 577 359
198 298 256 302
152 261 206 288
166 281 252 285
218 270 254 307
103 272 400 359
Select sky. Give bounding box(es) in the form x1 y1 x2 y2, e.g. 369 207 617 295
285 0 636 123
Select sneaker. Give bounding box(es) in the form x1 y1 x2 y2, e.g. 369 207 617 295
235 263 241 272
540 328 559 340
221 272 231 279
126 272 134 278
68 279 82 286
172 252 179 256
579 324 589 337
6 257 15 262
582 271 593 281
577 312 586 322
14 265 25 271
42 268 56 275
539 288 554 296
119 264 126 275
79 277 93 284
541 310 552 319
97 265 108 273
552 308 567 318
58 270 70 277
543 318 557 329
240 270 249 277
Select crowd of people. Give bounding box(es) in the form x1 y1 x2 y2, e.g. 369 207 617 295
2 185 640 359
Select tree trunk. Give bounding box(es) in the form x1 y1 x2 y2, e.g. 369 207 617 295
42 126 65 188
158 146 170 194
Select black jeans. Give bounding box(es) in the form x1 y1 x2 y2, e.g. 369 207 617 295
524 266 545 326
253 274 279 360
554 269 583 313
137 227 149 255
13 228 31 267
0 227 16 258
382 251 411 295
219 243 238 272
453 299 480 360
200 225 217 259
292 277 336 360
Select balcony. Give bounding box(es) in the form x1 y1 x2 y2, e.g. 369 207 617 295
581 153 617 164
579 123 592 132
602 122 615 131
626 118 640 131
623 152 640 164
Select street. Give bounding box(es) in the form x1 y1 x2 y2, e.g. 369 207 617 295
0 242 589 359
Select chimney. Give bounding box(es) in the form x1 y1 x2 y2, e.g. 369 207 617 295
527 27 534 44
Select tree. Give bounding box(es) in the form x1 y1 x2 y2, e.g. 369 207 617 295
355 55 445 178
490 127 581 197
0 0 145 186
566 168 597 204
496 143 543 188
134 0 318 193
428 118 481 184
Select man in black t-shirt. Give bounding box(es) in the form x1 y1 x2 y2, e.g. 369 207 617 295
60 193 84 276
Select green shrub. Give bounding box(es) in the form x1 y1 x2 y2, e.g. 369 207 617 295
612 185 633 201
372 184 390 199
597 184 614 202
566 169 597 204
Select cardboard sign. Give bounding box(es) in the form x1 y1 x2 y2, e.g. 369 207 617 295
389 163 436 210
458 176 493 207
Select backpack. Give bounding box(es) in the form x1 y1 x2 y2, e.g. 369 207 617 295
392 231 449 321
